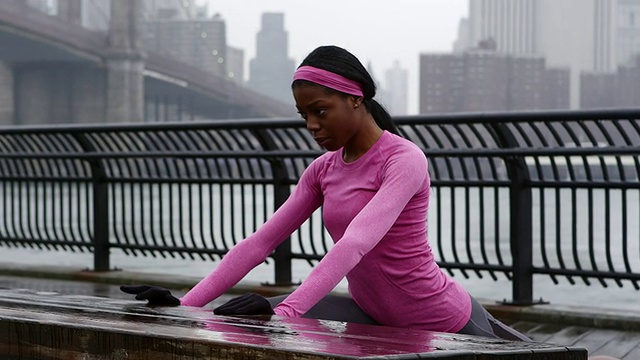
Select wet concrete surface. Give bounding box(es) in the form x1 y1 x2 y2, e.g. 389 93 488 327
0 287 587 359
0 275 136 300
0 275 232 309
1 273 637 358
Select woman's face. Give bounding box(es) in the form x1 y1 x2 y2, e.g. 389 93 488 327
293 83 360 151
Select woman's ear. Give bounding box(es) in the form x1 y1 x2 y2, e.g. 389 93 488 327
351 96 363 109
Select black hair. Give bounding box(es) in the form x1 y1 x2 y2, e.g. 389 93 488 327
293 45 399 135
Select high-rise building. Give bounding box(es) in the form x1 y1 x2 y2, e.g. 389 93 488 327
142 0 194 21
381 61 409 116
78 0 190 32
226 46 244 85
143 8 228 78
453 18 470 53
468 0 537 55
26 0 56 15
580 72 617 109
580 54 640 108
419 54 464 114
543 68 572 110
618 0 640 66
247 13 295 105
616 56 640 106
460 51 509 112
81 0 110 31
592 0 618 72
508 56 546 110
461 0 618 108
419 49 570 114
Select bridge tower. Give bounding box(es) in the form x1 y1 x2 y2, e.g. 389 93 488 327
0 62 13 125
106 0 144 123
1 0 144 125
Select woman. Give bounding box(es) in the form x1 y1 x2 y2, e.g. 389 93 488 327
122 45 529 341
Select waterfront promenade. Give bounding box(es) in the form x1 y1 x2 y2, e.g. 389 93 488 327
0 263 638 359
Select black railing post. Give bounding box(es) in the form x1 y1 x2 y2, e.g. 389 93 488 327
253 128 293 285
92 172 110 271
272 176 293 285
74 134 110 271
492 122 535 305
507 156 534 304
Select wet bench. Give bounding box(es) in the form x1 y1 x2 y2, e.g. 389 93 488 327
0 288 587 359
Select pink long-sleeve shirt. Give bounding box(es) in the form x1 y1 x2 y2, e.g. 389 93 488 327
180 131 471 333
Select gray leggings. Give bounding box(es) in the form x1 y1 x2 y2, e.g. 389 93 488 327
268 293 378 324
267 293 530 341
458 295 531 341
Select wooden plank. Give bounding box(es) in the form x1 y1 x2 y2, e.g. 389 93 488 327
519 323 586 344
543 326 593 347
590 331 640 359
621 343 640 360
0 289 588 359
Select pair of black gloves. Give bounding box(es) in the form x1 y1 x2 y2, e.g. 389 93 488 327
119 285 274 315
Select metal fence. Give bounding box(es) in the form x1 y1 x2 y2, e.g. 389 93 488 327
1 109 639 305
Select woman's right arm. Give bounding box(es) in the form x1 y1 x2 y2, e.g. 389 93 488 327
179 159 325 307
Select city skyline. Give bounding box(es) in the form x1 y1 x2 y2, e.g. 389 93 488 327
22 0 640 117
98 0 640 115
196 0 469 115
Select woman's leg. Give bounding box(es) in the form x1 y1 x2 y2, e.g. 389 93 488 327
270 292 529 340
268 294 378 325
457 295 531 342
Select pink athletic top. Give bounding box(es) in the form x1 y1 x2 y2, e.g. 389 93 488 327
180 131 472 332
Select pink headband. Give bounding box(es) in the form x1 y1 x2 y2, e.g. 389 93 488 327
293 66 364 97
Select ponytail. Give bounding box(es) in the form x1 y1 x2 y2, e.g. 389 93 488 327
365 99 399 135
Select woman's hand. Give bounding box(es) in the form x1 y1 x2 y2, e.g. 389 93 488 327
119 285 181 306
213 293 274 315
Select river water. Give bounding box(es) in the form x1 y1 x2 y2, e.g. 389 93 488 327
0 186 638 312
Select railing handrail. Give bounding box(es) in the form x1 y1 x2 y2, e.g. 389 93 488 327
3 107 640 132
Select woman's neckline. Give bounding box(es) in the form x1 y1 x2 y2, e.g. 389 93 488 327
338 130 389 167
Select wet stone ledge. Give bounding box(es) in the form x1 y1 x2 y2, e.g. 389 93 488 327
0 289 587 360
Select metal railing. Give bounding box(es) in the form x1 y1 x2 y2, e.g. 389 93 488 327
1 109 639 304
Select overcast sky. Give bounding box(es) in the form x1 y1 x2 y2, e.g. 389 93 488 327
198 1 469 114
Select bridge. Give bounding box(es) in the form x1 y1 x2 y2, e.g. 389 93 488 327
0 0 296 126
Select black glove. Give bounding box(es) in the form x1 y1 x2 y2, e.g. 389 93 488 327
213 293 274 316
119 285 181 306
